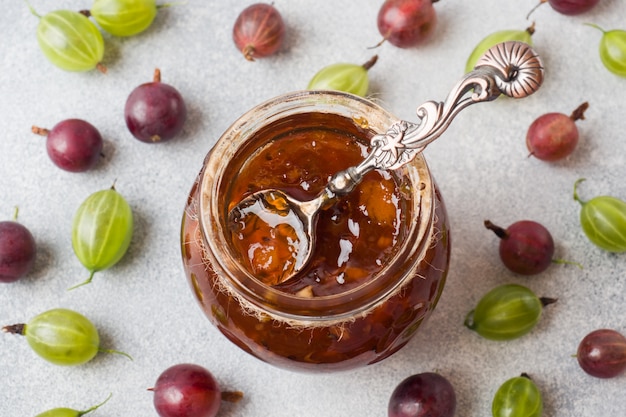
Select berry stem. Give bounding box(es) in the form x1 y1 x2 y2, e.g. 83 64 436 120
242 45 256 61
362 55 379 71
484 220 509 239
221 390 244 403
153 68 162 83
463 309 476 330
584 22 606 34
539 297 558 307
552 258 584 269
12 206 19 222
573 178 588 206
98 347 133 361
158 1 187 9
24 0 42 19
570 102 589 121
526 1 547 20
78 393 112 417
31 126 50 136
2 323 26 335
96 63 108 74
67 270 96 291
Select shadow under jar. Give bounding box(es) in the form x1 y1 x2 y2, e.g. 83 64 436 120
180 90 450 372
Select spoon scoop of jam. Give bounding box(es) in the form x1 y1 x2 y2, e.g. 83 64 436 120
228 41 544 286
228 190 312 285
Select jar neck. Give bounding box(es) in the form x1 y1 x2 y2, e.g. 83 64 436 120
199 90 435 321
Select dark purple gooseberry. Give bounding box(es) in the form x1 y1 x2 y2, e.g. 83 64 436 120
484 220 554 275
388 372 456 417
150 363 243 417
577 329 626 378
528 0 601 17
32 119 103 172
124 68 187 143
0 214 36 283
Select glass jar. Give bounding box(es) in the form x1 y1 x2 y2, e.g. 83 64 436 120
180 90 450 372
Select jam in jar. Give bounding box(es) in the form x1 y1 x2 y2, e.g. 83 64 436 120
181 90 450 372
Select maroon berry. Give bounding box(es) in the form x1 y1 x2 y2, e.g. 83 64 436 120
526 102 588 161
233 3 285 61
485 220 555 275
577 329 626 378
125 68 187 143
388 372 456 417
32 119 103 172
528 0 600 18
376 0 437 48
0 215 36 283
150 363 243 417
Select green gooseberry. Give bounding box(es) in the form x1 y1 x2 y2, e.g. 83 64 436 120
2 308 129 366
71 185 133 289
573 178 626 252
89 0 172 37
465 24 535 73
492 373 543 417
28 6 106 72
307 55 378 97
586 24 626 78
35 394 111 417
464 284 556 341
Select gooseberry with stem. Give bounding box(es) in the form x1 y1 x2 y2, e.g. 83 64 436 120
492 373 543 417
150 363 243 417
388 372 456 417
484 219 555 275
87 0 174 37
484 219 580 275
375 0 438 48
573 178 626 252
124 68 187 143
464 283 557 341
0 207 36 283
586 24 626 78
576 329 626 378
526 102 588 161
232 3 285 61
27 4 106 73
35 393 112 417
2 308 130 366
307 55 378 97
32 119 103 172
71 184 133 289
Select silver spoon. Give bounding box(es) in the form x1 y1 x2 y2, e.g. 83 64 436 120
228 41 544 285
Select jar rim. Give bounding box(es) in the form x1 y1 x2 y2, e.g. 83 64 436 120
199 90 435 321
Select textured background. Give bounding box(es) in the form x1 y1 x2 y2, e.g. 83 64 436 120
1 0 625 416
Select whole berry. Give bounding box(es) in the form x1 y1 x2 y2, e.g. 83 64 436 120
32 119 103 172
526 102 588 161
484 219 554 275
0 209 36 283
125 68 187 143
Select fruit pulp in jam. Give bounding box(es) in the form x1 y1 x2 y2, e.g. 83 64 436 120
225 124 410 295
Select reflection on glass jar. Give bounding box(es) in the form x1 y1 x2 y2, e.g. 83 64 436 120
180 91 450 372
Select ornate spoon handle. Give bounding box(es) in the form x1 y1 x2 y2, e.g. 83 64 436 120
327 41 544 196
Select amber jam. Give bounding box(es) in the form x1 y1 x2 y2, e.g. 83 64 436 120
227 125 409 293
181 91 450 372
